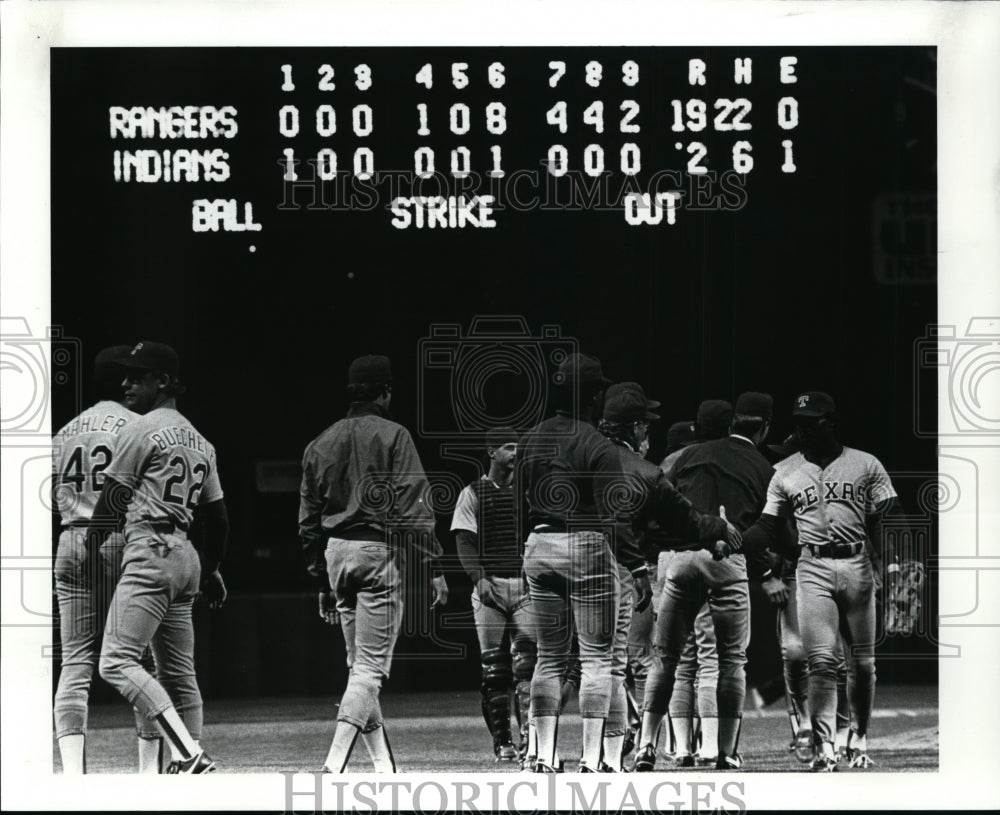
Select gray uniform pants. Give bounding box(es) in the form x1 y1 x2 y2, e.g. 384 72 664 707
54 530 158 740
326 538 405 732
644 549 749 720
471 576 534 654
524 531 618 719
670 601 720 719
796 549 876 746
608 563 635 738
626 559 657 704
99 532 203 739
778 574 851 733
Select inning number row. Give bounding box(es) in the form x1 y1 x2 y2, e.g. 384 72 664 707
279 61 643 91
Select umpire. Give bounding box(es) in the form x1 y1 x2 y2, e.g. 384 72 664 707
299 355 449 773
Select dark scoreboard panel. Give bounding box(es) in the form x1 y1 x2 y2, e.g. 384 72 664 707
57 48 932 236
51 47 936 589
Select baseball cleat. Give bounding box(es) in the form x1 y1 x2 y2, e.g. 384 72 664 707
622 727 637 758
695 752 718 767
848 749 874 768
494 739 518 761
715 752 743 770
532 760 563 773
631 744 657 772
793 728 815 764
674 753 695 768
846 731 872 767
809 754 838 773
165 750 216 774
578 761 616 773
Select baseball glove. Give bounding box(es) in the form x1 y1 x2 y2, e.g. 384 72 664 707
884 560 926 635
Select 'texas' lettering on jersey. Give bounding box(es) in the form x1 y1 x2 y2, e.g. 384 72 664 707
791 480 871 512
149 425 209 454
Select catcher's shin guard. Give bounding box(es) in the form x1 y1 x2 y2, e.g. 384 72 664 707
481 648 514 749
512 640 537 752
514 679 532 753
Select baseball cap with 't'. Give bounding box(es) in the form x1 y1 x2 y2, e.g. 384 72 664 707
117 342 180 377
792 391 836 418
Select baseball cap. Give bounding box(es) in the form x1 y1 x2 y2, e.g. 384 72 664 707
696 399 733 439
734 391 773 419
94 345 132 381
117 341 180 377
667 420 698 449
792 391 836 418
485 426 519 449
614 382 661 412
556 353 613 386
348 355 393 386
768 433 800 459
603 382 661 422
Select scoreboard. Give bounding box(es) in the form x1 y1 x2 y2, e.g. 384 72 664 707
93 49 831 234
49 45 937 468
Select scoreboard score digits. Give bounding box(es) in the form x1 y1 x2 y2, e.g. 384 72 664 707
107 50 804 232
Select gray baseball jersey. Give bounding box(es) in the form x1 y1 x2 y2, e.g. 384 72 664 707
761 447 896 546
111 406 223 535
53 400 132 526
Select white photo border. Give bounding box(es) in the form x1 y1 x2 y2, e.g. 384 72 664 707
2 0 999 810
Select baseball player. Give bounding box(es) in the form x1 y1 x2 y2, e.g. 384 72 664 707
52 345 162 773
657 401 732 767
518 353 739 773
299 355 448 773
765 434 864 765
597 381 661 771
87 341 228 774
634 392 778 772
716 392 897 771
450 427 536 763
622 421 696 759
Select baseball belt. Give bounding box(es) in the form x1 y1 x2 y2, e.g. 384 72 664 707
805 541 865 559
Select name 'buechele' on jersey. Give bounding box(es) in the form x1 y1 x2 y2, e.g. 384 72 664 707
761 446 896 546
52 400 133 526
110 406 224 535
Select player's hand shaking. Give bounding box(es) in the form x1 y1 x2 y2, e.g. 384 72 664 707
761 576 790 607
712 506 743 560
